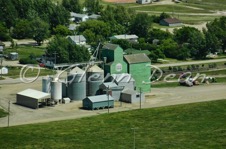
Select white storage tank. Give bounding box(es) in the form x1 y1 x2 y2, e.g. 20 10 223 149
42 76 52 93
51 80 62 102
86 65 104 96
67 67 86 101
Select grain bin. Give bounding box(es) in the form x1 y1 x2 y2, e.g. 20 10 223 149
51 80 62 102
67 67 86 101
42 76 52 93
86 65 104 96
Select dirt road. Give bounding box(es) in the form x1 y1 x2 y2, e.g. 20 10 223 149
0 79 225 127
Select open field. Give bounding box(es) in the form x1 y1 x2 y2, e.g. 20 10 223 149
0 99 225 148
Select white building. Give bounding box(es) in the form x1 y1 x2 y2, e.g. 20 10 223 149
70 12 89 23
67 35 86 45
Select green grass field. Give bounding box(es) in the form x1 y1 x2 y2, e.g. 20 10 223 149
0 108 7 118
4 46 45 59
0 100 226 148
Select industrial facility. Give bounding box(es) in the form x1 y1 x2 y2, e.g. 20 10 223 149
16 43 151 110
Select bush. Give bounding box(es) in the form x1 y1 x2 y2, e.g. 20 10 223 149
19 58 37 64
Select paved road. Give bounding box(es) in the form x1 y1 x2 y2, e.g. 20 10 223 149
155 58 226 68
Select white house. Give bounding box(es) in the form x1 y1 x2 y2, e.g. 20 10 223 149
70 12 89 23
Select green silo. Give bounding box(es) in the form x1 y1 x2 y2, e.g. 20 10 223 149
101 43 127 75
124 53 151 92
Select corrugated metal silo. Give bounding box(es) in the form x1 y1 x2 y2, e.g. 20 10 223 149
62 81 67 98
86 65 104 96
51 80 62 102
42 76 52 93
67 67 86 101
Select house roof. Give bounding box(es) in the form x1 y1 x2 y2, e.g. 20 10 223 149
85 94 114 103
70 12 88 18
110 34 138 40
162 18 181 24
89 14 101 19
102 43 119 50
68 24 79 30
124 53 151 64
67 35 86 43
17 89 50 100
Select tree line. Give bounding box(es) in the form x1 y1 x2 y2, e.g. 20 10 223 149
0 0 225 62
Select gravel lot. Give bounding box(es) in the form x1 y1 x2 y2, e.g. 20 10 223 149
0 79 225 127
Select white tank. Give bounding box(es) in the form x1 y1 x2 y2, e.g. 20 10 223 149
42 76 52 93
51 80 62 102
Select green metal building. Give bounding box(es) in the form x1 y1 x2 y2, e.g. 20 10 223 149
124 53 151 92
83 95 114 110
101 43 127 75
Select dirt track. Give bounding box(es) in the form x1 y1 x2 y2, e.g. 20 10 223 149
0 79 225 127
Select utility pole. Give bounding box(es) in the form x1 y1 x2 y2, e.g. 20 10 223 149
8 100 10 127
53 51 58 64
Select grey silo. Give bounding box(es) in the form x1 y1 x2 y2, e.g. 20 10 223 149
86 65 104 96
42 76 52 93
67 67 86 101
51 80 62 102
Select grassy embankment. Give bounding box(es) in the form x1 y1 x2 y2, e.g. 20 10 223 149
0 99 225 148
0 108 7 118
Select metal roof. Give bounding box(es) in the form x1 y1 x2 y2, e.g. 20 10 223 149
87 65 104 72
17 89 50 100
86 94 114 103
102 43 119 50
70 67 84 74
110 34 138 40
89 14 101 19
111 73 135 83
67 35 86 43
102 82 118 88
124 53 151 64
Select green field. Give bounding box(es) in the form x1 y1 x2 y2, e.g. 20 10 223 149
0 100 226 148
4 46 45 59
0 108 7 118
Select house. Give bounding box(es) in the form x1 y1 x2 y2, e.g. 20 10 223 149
70 12 89 23
88 14 101 20
0 41 5 52
109 34 138 43
160 18 183 27
124 53 151 92
136 0 152 4
68 24 79 31
101 43 128 75
83 95 114 110
120 89 145 103
67 35 86 45
99 82 124 100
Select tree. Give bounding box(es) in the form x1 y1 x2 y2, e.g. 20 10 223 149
46 36 90 63
130 13 152 38
159 38 179 59
147 28 172 43
174 26 206 59
53 25 71 36
0 23 11 41
84 0 102 14
62 0 81 13
0 0 18 28
30 18 50 45
12 19 32 39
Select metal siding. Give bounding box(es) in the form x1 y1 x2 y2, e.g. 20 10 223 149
16 94 38 109
87 71 104 96
51 81 62 101
67 74 86 100
42 77 52 93
129 63 151 92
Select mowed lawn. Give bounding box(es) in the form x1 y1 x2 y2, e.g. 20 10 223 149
0 100 226 148
0 109 7 118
